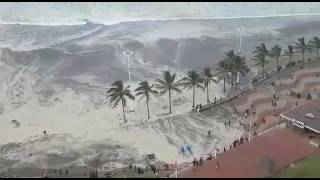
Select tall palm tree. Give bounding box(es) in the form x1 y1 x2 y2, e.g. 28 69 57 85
107 80 135 123
294 37 311 68
217 50 236 93
218 59 229 93
308 37 320 59
155 70 181 114
135 81 158 120
203 67 217 103
179 70 204 108
232 54 250 81
270 45 282 77
252 43 269 77
223 50 237 86
283 45 295 65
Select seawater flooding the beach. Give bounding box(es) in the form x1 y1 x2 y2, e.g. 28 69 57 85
0 77 243 177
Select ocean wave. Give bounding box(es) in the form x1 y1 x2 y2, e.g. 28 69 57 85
0 13 320 27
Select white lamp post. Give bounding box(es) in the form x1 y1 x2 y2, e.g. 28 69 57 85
236 26 246 54
123 50 135 84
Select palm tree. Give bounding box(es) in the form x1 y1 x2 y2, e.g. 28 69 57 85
223 50 237 86
203 67 217 103
218 59 229 93
217 50 236 92
107 80 135 123
232 54 250 81
135 81 157 120
294 37 311 68
270 45 282 77
155 70 181 114
179 70 204 108
283 45 295 65
308 37 320 59
252 43 269 77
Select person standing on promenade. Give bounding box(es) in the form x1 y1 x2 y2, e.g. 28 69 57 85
216 160 220 170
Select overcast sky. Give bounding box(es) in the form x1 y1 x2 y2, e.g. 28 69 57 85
0 2 320 25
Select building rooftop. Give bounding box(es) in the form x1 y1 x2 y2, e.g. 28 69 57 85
281 99 320 133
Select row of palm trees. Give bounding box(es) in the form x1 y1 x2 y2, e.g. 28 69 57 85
252 37 320 79
107 66 223 123
107 36 320 124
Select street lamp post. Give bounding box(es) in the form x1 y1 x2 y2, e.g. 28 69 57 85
123 50 135 84
236 26 245 54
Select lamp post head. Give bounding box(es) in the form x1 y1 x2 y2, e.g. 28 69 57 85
236 26 246 32
123 50 135 56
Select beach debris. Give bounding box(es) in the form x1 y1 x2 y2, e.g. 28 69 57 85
11 119 20 128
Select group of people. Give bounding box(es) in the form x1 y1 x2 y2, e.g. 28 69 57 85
244 104 256 119
192 156 204 169
88 169 98 178
212 96 223 104
42 168 70 178
180 145 193 155
149 164 160 174
224 121 231 127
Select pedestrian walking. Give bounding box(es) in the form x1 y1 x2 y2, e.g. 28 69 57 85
228 121 231 127
223 147 226 153
181 146 185 154
216 160 220 170
225 121 227 127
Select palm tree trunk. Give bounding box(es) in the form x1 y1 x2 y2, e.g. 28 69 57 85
276 57 280 80
276 57 279 73
192 85 195 108
223 75 226 93
234 73 237 88
302 52 304 68
146 98 150 120
231 73 234 86
168 89 172 114
289 55 292 65
122 98 126 123
206 83 209 103
262 63 265 78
